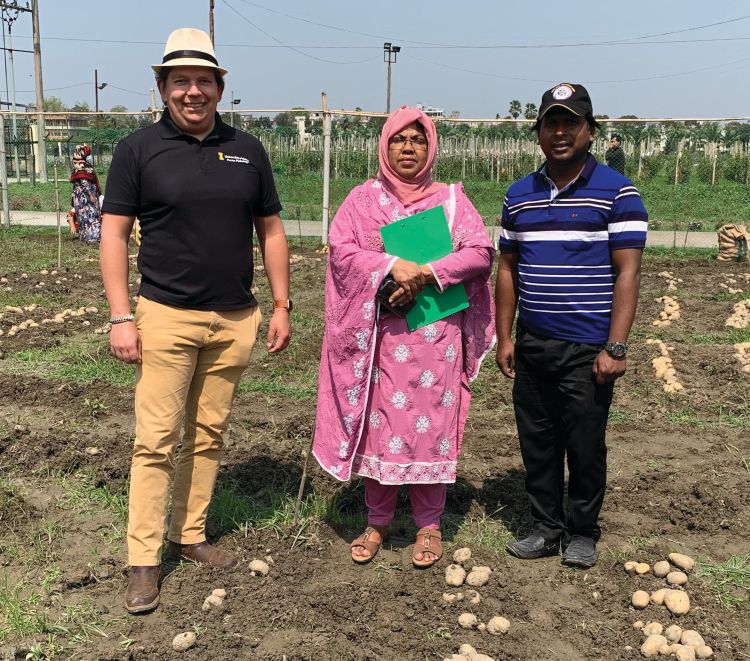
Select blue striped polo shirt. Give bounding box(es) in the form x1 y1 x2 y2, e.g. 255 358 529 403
499 154 648 344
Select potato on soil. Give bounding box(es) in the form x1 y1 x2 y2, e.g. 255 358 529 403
625 560 638 573
453 547 472 563
642 622 663 636
665 624 683 643
465 566 491 587
668 553 695 572
635 562 651 575
465 589 480 605
680 630 705 648
664 590 690 615
486 616 510 635
445 563 467 587
249 559 270 576
202 594 224 611
458 612 478 629
650 588 669 605
632 590 650 608
695 646 713 659
640 634 667 657
633 620 644 630
653 560 671 578
675 645 697 661
458 644 494 661
667 571 688 586
172 632 197 652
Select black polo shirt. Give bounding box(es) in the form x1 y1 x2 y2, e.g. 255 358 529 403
102 109 282 310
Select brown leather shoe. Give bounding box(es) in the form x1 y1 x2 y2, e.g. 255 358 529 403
126 565 160 613
167 541 239 568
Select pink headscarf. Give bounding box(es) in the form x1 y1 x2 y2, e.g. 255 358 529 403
377 105 446 207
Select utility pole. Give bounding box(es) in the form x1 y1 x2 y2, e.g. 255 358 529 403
209 0 215 45
5 19 19 181
31 0 47 182
383 43 400 114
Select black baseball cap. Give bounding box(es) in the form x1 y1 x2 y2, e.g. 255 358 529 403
535 83 593 129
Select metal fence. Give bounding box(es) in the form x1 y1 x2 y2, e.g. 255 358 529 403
2 106 750 238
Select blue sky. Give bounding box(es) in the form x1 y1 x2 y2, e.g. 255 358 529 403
4 0 749 119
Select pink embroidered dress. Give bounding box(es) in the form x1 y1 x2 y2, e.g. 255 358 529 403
313 180 495 485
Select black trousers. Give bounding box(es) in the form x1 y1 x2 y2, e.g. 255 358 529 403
512 326 613 542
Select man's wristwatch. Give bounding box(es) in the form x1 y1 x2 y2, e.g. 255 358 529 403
604 342 628 359
273 299 293 312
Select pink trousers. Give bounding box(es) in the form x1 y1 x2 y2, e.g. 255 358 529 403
364 478 446 529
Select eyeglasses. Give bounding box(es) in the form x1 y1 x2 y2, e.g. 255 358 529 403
388 134 428 149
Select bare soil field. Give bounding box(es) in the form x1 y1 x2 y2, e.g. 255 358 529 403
0 232 748 661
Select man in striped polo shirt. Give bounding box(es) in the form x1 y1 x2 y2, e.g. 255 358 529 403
495 83 647 568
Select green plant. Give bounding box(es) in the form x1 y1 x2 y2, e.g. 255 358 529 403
696 554 750 609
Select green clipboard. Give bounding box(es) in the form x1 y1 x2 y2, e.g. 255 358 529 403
380 205 469 331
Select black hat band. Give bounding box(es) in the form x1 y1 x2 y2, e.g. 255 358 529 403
162 49 218 66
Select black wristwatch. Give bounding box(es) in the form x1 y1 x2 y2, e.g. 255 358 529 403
604 342 628 359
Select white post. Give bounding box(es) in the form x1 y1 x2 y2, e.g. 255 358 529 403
54 163 61 267
321 92 331 245
0 115 9 227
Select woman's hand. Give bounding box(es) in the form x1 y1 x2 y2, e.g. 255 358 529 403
389 259 425 306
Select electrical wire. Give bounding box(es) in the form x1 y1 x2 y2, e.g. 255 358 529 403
409 53 750 85
231 1 750 50
221 0 378 64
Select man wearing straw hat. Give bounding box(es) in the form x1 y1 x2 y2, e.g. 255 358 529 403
100 28 292 613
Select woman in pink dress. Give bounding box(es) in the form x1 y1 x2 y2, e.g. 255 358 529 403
313 106 495 567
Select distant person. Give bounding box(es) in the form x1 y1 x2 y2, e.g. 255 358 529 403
68 144 102 244
495 83 647 568
100 28 291 613
605 133 625 174
312 105 495 568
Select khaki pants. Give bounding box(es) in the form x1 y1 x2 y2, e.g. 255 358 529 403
127 297 261 566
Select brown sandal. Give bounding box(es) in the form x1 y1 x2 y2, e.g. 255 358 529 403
412 528 443 568
350 525 389 564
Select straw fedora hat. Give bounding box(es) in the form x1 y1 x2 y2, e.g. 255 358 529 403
152 28 227 76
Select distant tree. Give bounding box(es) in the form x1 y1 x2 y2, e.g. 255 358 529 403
70 101 90 112
109 104 129 113
43 96 66 112
273 112 294 128
508 100 522 119
523 103 537 120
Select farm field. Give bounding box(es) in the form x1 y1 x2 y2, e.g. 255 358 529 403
6 174 750 230
0 230 749 660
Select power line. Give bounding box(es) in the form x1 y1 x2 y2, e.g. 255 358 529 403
221 0 378 64
231 1 750 49
409 53 750 85
9 33 750 49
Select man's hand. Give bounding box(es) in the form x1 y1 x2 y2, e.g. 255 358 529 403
267 309 291 353
592 350 626 384
389 259 425 306
109 321 141 364
495 338 516 379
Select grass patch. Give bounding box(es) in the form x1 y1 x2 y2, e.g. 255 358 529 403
58 473 128 525
642 246 717 261
0 226 98 273
237 377 316 399
608 408 627 422
665 405 705 427
696 554 750 610
452 511 514 554
3 343 134 387
606 535 658 564
683 328 750 345
209 480 334 536
0 580 50 641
